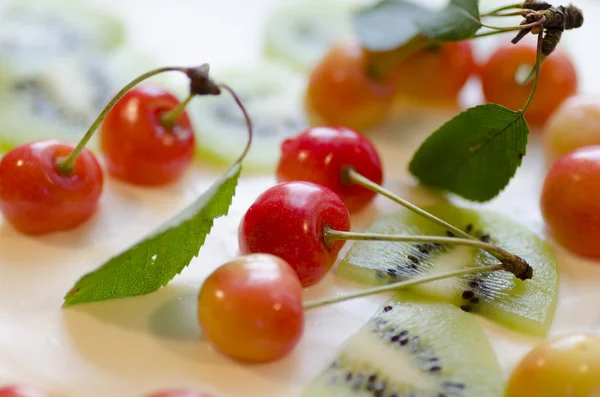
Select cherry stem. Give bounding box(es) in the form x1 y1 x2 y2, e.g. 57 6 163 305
160 93 195 130
341 167 533 280
480 15 546 32
519 30 544 113
472 29 511 39
343 167 473 241
302 264 505 310
323 228 514 262
218 83 253 165
484 10 532 17
481 3 526 17
56 66 186 175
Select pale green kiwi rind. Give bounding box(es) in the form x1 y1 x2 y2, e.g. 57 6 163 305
263 0 354 73
0 0 125 65
338 203 558 337
186 62 310 172
302 294 504 397
0 49 160 152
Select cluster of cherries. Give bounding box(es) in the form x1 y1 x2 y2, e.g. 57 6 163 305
305 35 577 131
0 69 204 235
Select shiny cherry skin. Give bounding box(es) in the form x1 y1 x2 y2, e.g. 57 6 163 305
0 140 103 235
481 40 578 128
506 334 600 397
145 390 212 397
198 254 304 363
100 85 195 186
0 385 46 397
543 95 600 164
276 126 383 213
239 181 351 287
383 41 477 105
305 39 394 131
540 146 600 258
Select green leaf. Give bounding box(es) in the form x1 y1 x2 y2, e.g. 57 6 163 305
63 163 242 307
354 0 481 51
418 0 481 42
409 104 529 202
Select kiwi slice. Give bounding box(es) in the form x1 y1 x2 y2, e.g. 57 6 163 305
263 1 354 72
187 63 309 172
338 203 558 337
303 295 504 397
0 49 159 152
0 0 124 74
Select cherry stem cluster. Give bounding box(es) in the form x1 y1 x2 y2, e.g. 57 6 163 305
302 264 504 310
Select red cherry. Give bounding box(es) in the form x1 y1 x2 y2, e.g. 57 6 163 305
541 146 600 259
276 126 383 212
197 254 304 363
100 86 195 186
0 385 46 397
0 140 103 235
239 181 351 287
145 390 212 397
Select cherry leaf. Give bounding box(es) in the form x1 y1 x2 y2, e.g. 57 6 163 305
409 104 529 202
355 0 481 51
62 163 241 307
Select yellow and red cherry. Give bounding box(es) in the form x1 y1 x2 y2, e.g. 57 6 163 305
543 95 600 164
238 181 351 287
276 126 383 213
197 254 304 363
383 40 477 105
0 385 46 397
540 146 600 259
145 390 213 397
305 38 394 131
0 140 103 235
480 41 578 128
506 333 600 397
100 86 195 186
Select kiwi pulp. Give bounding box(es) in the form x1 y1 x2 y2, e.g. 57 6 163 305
302 296 504 397
338 203 558 337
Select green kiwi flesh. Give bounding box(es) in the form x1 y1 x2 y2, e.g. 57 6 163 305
187 63 309 172
302 295 504 397
263 1 353 72
0 0 124 73
0 50 158 152
338 203 558 337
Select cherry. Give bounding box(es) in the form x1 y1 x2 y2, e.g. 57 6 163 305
540 146 600 258
480 40 578 128
197 254 304 363
239 181 351 287
0 385 46 397
543 95 600 164
380 40 477 105
304 38 394 131
506 334 600 397
276 126 383 213
100 86 195 186
145 390 212 397
0 140 103 235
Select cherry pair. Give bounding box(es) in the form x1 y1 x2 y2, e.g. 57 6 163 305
0 65 225 235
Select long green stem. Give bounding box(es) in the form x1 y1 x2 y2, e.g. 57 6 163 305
344 167 474 241
323 228 515 262
219 84 253 165
160 93 194 130
519 30 544 114
302 264 505 310
472 29 510 39
56 66 185 175
481 3 525 17
480 15 545 32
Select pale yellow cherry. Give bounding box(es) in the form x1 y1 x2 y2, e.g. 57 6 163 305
506 333 600 397
544 95 600 165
